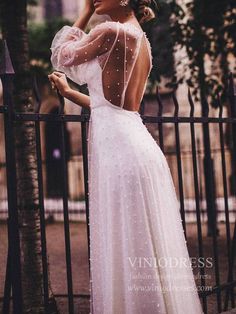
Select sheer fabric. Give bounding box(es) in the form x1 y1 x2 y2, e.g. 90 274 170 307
50 21 204 314
50 21 152 108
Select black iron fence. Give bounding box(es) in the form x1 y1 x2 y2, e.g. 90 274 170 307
0 44 236 313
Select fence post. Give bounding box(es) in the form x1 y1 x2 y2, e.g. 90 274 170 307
201 96 218 237
228 73 236 195
0 40 23 313
80 106 91 270
33 76 50 311
224 73 236 310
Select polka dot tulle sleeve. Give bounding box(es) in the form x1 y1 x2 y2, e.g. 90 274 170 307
50 23 120 85
50 25 91 85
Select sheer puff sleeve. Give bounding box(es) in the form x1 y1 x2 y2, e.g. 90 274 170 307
50 23 119 85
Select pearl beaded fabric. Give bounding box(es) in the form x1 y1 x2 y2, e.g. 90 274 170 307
50 21 152 107
50 21 204 314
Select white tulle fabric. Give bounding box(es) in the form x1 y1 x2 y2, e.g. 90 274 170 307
51 21 203 314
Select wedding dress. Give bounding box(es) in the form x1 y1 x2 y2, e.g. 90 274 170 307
50 20 204 314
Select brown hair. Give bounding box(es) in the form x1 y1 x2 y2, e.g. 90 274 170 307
129 0 159 25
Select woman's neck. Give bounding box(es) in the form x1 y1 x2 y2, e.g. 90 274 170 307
109 7 137 24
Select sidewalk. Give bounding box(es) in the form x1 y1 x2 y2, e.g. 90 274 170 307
0 221 235 314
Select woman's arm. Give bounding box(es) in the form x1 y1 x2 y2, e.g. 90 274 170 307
48 72 90 110
63 88 90 110
73 0 95 30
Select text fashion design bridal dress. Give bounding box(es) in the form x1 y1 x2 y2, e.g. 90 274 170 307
51 20 204 314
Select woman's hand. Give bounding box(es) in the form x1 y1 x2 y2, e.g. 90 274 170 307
48 72 90 109
73 0 95 29
48 71 71 97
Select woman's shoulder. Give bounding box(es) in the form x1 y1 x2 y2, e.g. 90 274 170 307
90 20 142 38
90 21 119 35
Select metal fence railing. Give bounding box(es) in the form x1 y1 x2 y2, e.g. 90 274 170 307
0 41 236 313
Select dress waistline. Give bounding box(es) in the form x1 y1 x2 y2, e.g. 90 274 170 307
91 103 140 116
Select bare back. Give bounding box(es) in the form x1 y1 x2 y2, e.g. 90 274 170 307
123 32 152 111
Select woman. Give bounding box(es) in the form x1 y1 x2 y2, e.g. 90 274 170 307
49 0 204 313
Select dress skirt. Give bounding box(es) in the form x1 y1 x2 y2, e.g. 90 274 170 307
87 104 203 314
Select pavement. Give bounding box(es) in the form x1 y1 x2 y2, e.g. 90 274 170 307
0 221 235 314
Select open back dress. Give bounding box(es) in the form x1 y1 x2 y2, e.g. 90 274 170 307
50 20 204 314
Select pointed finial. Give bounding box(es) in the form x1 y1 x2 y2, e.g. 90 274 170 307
0 40 15 75
156 85 163 117
33 75 42 113
216 92 223 118
187 86 195 117
171 91 179 117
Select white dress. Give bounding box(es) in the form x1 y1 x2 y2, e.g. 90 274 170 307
50 20 204 314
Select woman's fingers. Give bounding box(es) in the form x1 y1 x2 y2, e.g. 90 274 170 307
48 71 64 80
51 72 67 83
48 73 58 89
48 72 60 84
48 72 67 91
50 72 60 79
53 71 65 78
48 73 55 82
48 71 69 94
50 73 58 81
